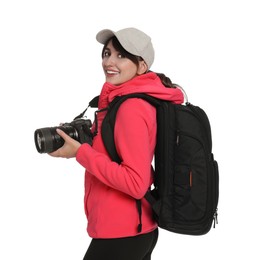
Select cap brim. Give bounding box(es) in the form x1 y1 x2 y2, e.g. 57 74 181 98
96 29 115 44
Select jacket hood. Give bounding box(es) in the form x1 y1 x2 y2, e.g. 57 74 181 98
98 72 184 109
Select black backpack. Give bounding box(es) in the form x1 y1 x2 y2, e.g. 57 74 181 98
88 93 219 235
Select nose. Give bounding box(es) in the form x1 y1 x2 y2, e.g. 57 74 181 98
103 54 116 67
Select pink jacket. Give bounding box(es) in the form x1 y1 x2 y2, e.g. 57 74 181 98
76 72 184 238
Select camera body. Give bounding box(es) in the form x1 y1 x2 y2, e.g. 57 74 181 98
34 118 93 154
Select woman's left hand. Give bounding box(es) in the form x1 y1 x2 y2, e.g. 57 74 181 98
48 129 81 159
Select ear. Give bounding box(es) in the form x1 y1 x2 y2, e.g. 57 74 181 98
137 61 148 75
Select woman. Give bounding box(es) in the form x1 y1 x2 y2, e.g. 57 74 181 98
50 27 184 259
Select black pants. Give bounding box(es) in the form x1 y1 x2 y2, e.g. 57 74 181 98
83 228 158 260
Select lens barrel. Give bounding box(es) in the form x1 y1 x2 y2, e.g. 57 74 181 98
34 125 77 153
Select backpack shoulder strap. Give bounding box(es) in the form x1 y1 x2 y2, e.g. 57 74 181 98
101 93 163 233
101 93 162 163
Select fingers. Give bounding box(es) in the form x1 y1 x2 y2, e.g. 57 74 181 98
47 129 70 158
48 145 69 158
48 129 81 159
56 129 74 144
48 150 61 157
56 128 68 139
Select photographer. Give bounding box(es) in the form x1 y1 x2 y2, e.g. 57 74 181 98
49 28 183 259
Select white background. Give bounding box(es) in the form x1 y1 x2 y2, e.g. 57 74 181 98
1 0 258 259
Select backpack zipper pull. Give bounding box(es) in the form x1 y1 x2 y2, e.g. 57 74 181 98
213 209 218 228
176 132 180 145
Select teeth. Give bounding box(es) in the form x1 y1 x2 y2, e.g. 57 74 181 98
107 70 118 74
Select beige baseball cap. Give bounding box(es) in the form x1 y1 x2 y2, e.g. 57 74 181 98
96 27 155 69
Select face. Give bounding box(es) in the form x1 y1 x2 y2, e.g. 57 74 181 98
102 40 147 85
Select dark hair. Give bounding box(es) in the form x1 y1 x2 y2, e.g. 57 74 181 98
102 36 179 89
155 73 179 88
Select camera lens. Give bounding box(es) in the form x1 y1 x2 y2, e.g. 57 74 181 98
34 127 61 153
34 125 77 153
36 132 42 150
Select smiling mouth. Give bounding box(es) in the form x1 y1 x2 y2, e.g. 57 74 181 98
106 70 119 76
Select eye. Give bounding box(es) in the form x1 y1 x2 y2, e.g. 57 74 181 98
103 50 110 58
118 53 126 59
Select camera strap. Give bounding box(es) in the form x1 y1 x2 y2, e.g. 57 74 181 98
73 96 100 120
73 95 109 137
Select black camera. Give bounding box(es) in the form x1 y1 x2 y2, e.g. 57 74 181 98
34 118 93 154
